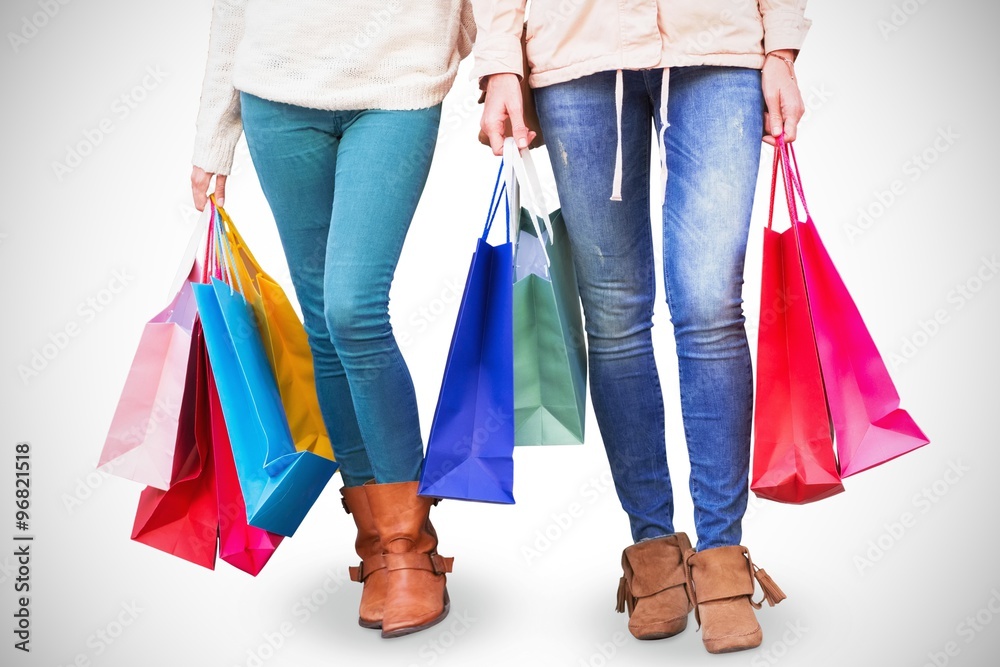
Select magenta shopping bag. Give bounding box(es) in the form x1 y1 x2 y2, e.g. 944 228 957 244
778 139 929 477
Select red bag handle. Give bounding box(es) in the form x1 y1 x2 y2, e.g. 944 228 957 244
766 135 811 230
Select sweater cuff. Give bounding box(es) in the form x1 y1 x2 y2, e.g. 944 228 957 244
762 10 812 54
191 121 242 176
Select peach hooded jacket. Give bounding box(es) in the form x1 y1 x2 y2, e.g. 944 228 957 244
472 0 812 88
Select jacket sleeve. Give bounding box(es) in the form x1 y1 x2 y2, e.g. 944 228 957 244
758 0 812 54
470 0 527 82
191 0 247 175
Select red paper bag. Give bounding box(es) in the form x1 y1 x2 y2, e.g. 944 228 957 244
751 152 844 504
131 322 219 569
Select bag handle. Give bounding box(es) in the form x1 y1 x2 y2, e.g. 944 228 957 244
504 138 551 267
482 160 511 242
766 135 812 230
208 195 246 296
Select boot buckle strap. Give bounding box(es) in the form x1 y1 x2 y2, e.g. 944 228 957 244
349 554 387 583
383 552 454 575
430 554 454 575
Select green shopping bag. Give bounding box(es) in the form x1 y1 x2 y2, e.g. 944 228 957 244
509 141 588 446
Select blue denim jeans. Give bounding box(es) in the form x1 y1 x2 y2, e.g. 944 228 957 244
240 92 440 487
534 67 763 550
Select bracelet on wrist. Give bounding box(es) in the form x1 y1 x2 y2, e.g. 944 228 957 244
765 52 795 80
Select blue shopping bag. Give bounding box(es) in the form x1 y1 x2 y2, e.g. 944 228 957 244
419 163 515 504
194 233 337 536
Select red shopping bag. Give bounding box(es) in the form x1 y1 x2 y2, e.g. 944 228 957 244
131 321 219 569
751 151 844 504
781 143 929 476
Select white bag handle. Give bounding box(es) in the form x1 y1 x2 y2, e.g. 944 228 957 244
166 204 211 299
504 138 551 267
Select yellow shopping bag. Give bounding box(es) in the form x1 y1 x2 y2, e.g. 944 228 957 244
213 199 334 461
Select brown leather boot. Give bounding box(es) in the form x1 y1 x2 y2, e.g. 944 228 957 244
364 481 453 638
615 533 693 639
684 545 786 654
341 486 386 629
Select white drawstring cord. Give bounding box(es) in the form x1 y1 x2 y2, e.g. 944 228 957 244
657 67 670 206
610 68 671 204
610 69 624 202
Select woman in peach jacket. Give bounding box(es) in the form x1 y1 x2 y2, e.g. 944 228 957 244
478 0 810 654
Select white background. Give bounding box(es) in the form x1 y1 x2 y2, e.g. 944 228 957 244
1 1 998 666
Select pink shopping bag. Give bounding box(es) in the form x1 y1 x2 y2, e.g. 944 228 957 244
778 139 929 476
99 279 200 489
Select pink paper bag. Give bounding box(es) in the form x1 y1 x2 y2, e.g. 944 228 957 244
779 140 929 476
208 366 283 576
99 280 200 489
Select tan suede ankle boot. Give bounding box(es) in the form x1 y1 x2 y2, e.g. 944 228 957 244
364 481 453 638
615 533 693 639
341 485 386 629
684 545 786 654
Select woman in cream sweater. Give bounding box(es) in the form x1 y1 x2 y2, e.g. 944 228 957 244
478 0 810 655
190 0 475 638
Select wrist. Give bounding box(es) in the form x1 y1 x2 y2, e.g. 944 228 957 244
764 51 796 80
766 48 798 61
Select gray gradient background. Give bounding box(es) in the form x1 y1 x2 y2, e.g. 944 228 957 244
1 1 998 666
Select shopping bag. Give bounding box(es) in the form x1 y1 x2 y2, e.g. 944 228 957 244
419 159 515 503
195 210 337 536
208 368 283 576
751 151 844 504
99 216 210 489
131 321 219 569
509 143 587 445
216 204 333 460
99 281 200 489
780 141 929 476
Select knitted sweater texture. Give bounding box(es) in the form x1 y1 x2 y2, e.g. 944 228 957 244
193 0 476 174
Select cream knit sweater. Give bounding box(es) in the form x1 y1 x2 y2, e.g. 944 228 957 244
192 0 476 175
